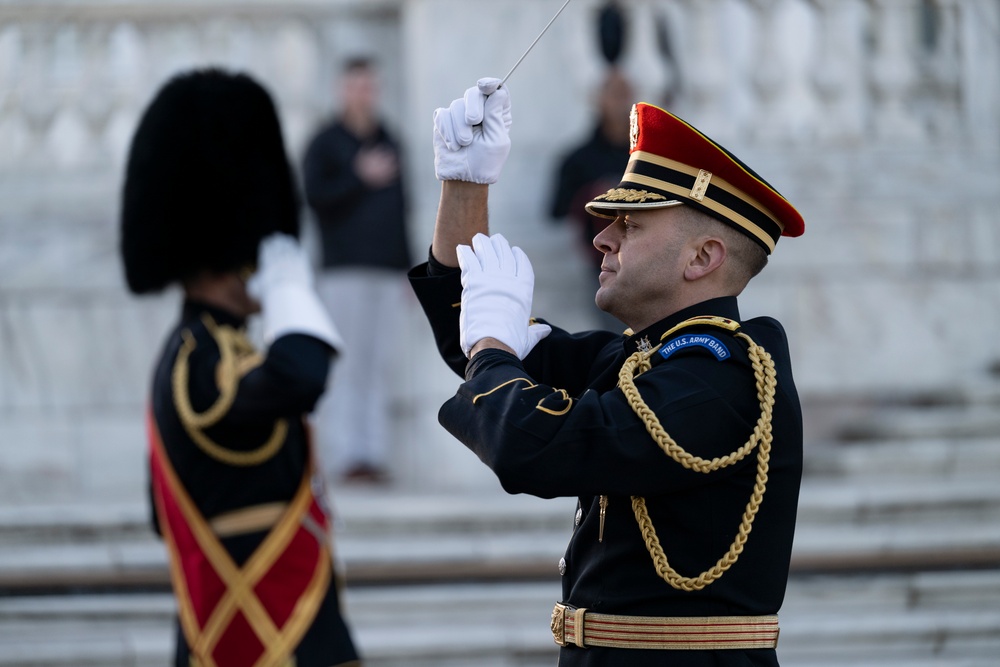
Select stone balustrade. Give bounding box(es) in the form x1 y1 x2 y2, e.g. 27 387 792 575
0 0 997 496
0 0 992 179
0 1 403 185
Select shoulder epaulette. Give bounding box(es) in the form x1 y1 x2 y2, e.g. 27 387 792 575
172 314 286 466
616 315 777 591
657 316 741 363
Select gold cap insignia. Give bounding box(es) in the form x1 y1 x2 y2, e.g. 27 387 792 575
596 187 667 204
690 169 713 201
629 104 639 151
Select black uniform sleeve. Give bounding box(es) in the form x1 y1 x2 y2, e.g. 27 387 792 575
409 255 621 391
519 324 620 399
408 262 467 377
439 344 763 499
228 334 332 419
185 333 332 447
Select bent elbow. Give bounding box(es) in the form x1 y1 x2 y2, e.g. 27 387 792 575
488 447 542 497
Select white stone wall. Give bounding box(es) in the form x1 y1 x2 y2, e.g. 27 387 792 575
0 0 998 500
402 0 1000 394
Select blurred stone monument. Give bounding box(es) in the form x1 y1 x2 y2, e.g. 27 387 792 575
0 0 998 505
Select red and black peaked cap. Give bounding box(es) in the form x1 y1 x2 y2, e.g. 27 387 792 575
586 103 805 254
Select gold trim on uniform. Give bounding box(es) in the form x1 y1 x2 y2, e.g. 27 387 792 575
690 169 713 201
598 495 608 542
621 173 777 252
660 316 740 341
628 103 639 151
630 150 790 227
535 389 573 416
550 603 780 650
209 502 289 538
172 314 287 467
473 378 577 417
472 377 536 404
628 150 784 229
617 317 777 591
150 426 331 667
595 187 668 204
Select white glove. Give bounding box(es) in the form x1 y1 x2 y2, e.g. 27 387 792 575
433 77 512 184
457 233 551 359
247 233 344 352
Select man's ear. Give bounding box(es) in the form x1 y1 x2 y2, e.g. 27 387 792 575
683 237 727 281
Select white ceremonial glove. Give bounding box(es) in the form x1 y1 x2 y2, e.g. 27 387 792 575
433 77 512 184
457 233 552 359
247 233 344 352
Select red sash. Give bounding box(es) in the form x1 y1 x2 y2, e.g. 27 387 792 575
148 410 332 667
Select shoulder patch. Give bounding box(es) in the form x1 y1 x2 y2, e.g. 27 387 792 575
659 334 730 362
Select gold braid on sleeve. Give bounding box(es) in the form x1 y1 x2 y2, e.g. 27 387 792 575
172 314 288 466
616 325 776 591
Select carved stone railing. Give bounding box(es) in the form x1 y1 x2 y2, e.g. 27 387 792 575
0 0 997 499
0 1 407 180
610 0 998 147
0 0 994 180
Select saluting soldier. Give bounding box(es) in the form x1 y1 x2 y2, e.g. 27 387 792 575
409 78 805 666
120 69 360 667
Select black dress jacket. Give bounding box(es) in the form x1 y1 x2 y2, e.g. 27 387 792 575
409 265 802 667
302 119 410 271
149 301 359 667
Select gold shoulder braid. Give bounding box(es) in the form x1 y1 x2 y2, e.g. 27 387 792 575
172 314 287 466
616 317 776 591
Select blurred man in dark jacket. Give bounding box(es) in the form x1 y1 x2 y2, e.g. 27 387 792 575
302 57 410 484
550 68 635 330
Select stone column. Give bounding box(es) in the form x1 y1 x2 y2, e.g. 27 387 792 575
745 0 789 140
868 0 924 140
958 0 1000 150
808 0 866 142
674 0 730 133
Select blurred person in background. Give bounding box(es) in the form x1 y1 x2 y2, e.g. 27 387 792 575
120 68 359 667
302 57 410 485
549 66 635 330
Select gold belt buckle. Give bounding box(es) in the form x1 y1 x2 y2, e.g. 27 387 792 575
550 603 568 646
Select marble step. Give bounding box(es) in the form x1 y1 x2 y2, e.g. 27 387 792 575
798 476 1000 523
0 570 997 666
5 459 999 543
0 473 998 590
4 474 996 547
804 437 1000 479
833 404 1000 442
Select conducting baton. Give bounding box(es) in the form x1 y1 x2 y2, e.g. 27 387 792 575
500 0 575 86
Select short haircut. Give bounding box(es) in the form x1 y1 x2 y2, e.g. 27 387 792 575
676 206 769 290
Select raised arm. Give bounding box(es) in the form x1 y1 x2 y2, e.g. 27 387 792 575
428 77 511 266
431 181 489 267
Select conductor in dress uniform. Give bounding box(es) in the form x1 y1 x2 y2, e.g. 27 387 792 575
409 78 805 666
120 69 359 667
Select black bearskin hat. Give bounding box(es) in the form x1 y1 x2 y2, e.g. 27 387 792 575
120 68 299 294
